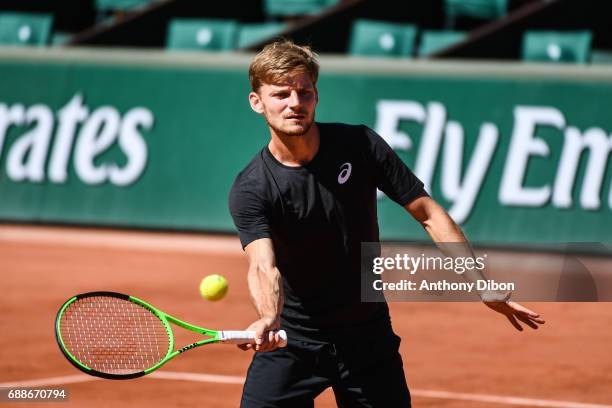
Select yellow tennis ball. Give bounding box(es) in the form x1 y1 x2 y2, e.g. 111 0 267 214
199 274 228 301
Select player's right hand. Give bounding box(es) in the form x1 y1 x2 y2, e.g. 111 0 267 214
239 317 283 352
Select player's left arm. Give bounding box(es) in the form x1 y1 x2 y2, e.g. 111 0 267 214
404 195 545 331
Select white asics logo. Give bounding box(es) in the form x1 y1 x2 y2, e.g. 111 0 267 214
338 162 352 184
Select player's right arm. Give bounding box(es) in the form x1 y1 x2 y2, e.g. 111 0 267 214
241 237 285 352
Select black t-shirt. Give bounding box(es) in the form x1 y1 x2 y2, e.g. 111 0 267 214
229 123 426 342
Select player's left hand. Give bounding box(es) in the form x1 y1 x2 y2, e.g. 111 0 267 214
484 300 545 331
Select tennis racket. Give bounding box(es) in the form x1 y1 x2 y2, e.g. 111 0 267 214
54 291 287 380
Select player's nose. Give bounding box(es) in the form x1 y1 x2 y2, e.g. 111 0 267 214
287 90 302 108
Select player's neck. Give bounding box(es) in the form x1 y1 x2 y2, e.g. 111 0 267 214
268 124 320 167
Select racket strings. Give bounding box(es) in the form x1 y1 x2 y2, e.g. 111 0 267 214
60 296 170 375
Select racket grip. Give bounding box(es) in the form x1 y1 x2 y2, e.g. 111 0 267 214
219 330 287 347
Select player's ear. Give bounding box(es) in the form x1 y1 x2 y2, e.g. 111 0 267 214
249 91 264 114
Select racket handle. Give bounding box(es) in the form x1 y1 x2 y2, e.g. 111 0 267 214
219 330 288 347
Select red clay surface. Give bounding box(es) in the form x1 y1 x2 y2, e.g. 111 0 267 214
1 225 611 408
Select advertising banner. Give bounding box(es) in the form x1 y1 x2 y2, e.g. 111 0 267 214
1 49 611 244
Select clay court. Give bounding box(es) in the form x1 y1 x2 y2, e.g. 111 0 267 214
1 224 611 408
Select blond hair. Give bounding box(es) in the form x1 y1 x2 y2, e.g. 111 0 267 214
249 39 319 92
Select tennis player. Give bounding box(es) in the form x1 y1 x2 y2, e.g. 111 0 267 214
229 40 544 408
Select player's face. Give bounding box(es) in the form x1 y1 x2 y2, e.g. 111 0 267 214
249 71 318 137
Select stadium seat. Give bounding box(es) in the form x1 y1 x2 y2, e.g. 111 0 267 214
167 19 238 51
95 0 150 12
445 0 508 20
237 23 286 49
349 19 417 58
521 31 592 64
0 13 53 46
264 0 339 17
418 30 467 56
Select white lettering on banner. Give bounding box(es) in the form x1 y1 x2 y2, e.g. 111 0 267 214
0 104 26 160
6 105 54 182
553 127 612 210
442 121 498 223
374 100 423 151
374 100 424 199
49 94 89 183
75 106 122 184
0 94 154 186
414 102 446 194
375 100 498 223
499 106 564 206
110 108 152 186
375 100 612 224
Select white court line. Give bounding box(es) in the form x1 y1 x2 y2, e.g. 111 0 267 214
150 371 244 384
0 225 242 255
1 372 611 408
0 374 101 387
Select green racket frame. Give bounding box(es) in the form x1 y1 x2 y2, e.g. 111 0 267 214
55 291 225 380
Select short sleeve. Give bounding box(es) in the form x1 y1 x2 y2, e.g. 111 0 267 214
364 126 428 206
229 176 272 249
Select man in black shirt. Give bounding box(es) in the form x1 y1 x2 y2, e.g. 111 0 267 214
229 40 544 408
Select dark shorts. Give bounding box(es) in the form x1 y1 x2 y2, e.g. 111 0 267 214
240 332 411 408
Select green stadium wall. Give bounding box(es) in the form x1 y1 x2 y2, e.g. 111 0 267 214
1 48 611 244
